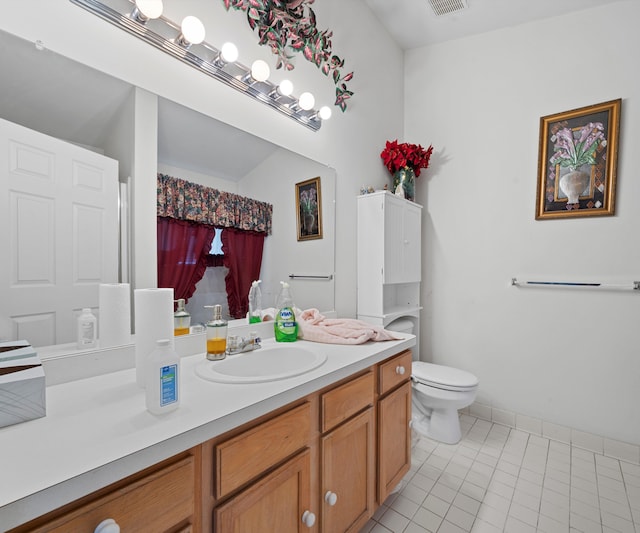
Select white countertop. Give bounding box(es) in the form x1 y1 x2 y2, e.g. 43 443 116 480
0 334 415 530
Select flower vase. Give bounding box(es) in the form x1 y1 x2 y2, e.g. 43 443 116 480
559 169 590 204
303 212 316 234
392 167 415 202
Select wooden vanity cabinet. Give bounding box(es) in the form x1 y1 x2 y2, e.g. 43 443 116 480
320 372 375 533
9 449 200 533
10 348 413 533
376 350 412 503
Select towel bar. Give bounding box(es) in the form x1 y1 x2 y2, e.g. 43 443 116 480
289 274 334 280
511 278 640 291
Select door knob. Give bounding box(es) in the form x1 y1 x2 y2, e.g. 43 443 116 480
302 510 316 528
324 490 338 506
94 519 120 533
396 365 406 375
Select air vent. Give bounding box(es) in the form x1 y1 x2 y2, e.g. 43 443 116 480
428 0 468 17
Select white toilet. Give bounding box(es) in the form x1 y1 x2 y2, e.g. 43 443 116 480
411 361 479 444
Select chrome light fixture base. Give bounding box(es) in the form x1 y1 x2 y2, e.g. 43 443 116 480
70 0 323 131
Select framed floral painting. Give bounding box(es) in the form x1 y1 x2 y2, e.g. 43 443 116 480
535 99 621 220
295 177 323 241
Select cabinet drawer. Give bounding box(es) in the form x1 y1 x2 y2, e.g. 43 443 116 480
216 402 311 499
322 371 374 433
22 455 195 533
378 350 412 395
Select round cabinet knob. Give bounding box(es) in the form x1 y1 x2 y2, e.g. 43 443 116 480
94 519 120 533
301 510 316 528
395 365 406 375
404 240 409 245
324 490 338 506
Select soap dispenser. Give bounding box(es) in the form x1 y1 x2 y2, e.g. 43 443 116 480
173 299 191 336
248 280 262 324
205 304 227 360
274 281 298 342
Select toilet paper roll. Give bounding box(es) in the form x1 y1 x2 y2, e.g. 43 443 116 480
134 288 174 388
99 283 131 348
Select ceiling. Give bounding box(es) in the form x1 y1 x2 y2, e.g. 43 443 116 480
364 0 624 50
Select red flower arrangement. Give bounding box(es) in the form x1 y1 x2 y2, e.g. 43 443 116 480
380 140 434 177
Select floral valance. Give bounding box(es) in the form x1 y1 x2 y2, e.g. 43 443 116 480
157 174 272 235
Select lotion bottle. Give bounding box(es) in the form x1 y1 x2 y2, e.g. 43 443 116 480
145 339 180 415
77 308 97 350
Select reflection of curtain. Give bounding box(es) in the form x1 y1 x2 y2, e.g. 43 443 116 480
222 228 265 319
157 174 272 234
157 217 215 303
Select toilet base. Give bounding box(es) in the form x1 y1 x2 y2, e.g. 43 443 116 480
411 408 462 445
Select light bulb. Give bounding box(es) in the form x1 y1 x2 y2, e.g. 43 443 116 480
298 92 315 111
278 79 294 96
180 16 205 45
250 60 270 82
220 42 239 63
134 0 163 21
318 106 332 120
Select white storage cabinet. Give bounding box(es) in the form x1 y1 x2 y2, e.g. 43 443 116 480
357 191 422 359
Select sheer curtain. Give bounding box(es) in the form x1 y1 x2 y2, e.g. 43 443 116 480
221 228 265 319
157 217 215 303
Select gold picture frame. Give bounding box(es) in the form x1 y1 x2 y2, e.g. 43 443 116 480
295 176 323 241
535 99 621 220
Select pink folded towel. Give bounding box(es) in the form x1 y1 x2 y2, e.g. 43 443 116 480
297 308 402 345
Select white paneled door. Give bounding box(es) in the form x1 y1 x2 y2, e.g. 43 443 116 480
0 118 119 347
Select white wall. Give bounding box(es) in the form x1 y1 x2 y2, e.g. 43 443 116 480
0 0 404 320
405 1 640 445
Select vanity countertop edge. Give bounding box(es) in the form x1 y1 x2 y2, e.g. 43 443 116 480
0 334 415 530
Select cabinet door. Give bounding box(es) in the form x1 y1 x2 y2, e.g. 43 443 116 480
215 450 314 533
402 203 422 282
321 408 374 533
383 195 406 284
383 196 422 284
14 455 196 533
378 381 412 503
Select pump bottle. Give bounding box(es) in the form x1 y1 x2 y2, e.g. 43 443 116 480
173 299 191 336
274 281 298 342
248 280 262 324
205 304 228 360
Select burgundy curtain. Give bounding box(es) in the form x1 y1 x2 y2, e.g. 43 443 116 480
222 228 265 319
157 217 215 303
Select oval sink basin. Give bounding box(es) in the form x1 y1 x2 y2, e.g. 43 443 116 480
195 343 327 384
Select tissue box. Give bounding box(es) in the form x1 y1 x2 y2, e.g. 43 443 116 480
0 340 46 428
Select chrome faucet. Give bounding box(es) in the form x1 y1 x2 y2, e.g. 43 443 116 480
226 333 262 355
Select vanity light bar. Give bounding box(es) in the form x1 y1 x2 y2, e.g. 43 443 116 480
69 0 324 131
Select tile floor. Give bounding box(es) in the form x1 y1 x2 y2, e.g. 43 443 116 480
361 415 639 533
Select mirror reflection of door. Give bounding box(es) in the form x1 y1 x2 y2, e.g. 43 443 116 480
0 118 119 346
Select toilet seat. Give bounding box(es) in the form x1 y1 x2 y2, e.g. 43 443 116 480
412 361 479 392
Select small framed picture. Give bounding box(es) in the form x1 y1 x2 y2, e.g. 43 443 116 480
535 99 621 220
295 177 323 241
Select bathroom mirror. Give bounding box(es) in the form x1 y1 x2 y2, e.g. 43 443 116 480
0 29 335 349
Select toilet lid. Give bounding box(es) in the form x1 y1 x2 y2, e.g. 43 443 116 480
412 361 479 391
